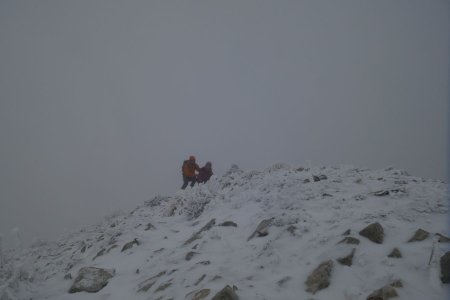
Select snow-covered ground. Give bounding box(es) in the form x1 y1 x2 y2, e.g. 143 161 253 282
1 164 449 300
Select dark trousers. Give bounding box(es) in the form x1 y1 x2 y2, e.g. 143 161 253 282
181 176 196 189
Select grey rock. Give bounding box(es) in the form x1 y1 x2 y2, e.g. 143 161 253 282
277 276 292 287
342 229 351 236
337 237 360 245
186 251 198 261
287 225 297 236
313 175 327 182
155 281 172 292
219 221 238 227
388 248 402 258
194 274 206 286
373 190 389 197
408 229 429 242
186 289 211 300
68 267 115 293
184 219 216 245
337 248 355 266
440 251 450 284
305 260 333 294
137 271 166 292
366 285 398 299
211 285 239 300
121 238 139 252
359 223 384 244
247 218 274 241
145 223 156 231
303 178 310 183
436 233 450 243
64 273 72 280
93 248 106 260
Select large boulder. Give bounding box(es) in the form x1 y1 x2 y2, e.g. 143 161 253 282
305 260 333 294
359 223 384 244
68 267 115 293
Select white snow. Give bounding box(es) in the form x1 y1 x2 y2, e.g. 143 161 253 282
0 164 449 300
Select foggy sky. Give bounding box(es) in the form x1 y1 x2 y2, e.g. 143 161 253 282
1 0 449 247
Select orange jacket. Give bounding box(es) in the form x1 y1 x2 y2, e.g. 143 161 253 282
182 160 199 177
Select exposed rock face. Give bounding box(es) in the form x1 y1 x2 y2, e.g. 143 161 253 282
367 285 398 300
305 260 333 294
211 285 239 300
184 219 216 245
337 248 355 266
388 248 402 258
68 267 115 293
359 223 384 244
121 238 139 252
408 229 429 242
219 221 238 227
440 251 450 284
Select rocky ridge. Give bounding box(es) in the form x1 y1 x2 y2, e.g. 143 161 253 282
0 164 449 300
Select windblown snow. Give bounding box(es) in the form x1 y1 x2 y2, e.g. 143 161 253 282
1 164 449 300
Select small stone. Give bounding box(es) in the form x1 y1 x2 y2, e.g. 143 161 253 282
137 271 166 292
388 248 402 258
408 229 429 242
121 238 139 252
211 285 239 300
64 273 72 280
287 225 297 236
342 229 351 236
277 276 292 286
337 248 355 266
186 251 198 261
187 289 211 300
337 237 360 245
373 190 389 197
390 280 403 288
303 178 310 183
219 221 238 227
145 223 156 231
155 281 172 292
359 222 384 244
436 233 450 243
136 269 140 274
194 274 206 286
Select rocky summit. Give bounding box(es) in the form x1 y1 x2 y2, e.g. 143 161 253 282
0 164 449 300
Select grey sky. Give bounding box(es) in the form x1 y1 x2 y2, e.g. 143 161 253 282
1 0 448 247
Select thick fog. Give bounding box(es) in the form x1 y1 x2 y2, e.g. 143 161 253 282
0 0 448 247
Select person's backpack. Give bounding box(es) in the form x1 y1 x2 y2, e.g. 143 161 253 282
182 160 195 177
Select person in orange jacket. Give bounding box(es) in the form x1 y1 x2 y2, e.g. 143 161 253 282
197 161 213 184
181 155 200 189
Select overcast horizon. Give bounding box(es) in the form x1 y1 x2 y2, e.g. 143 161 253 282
1 0 449 248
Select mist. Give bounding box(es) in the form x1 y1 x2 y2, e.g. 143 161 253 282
0 0 448 247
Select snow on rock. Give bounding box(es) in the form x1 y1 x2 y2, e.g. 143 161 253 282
1 164 449 300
